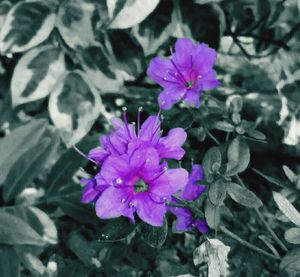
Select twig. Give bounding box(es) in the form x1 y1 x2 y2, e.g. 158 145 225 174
206 130 221 145
219 226 281 261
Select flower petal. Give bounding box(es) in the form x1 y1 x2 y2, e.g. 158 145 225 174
158 86 183 110
170 207 193 232
183 89 201 108
150 168 188 196
173 38 197 67
88 147 109 163
157 128 187 160
181 164 206 201
95 187 133 220
194 219 209 233
202 70 220 90
81 178 101 203
139 115 161 142
147 57 173 87
134 193 166 226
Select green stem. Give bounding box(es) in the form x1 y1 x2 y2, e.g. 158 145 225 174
219 226 281 261
207 130 220 145
235 175 288 252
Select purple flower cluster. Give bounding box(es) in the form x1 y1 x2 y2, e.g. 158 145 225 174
80 38 214 233
147 38 219 110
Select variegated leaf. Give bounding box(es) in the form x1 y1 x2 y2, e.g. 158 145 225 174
0 1 12 32
56 0 96 49
11 46 65 106
48 70 101 147
0 0 56 54
80 45 123 92
108 0 160 29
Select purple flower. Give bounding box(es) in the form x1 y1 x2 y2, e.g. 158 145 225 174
168 165 209 233
95 143 188 226
88 110 186 165
147 38 219 110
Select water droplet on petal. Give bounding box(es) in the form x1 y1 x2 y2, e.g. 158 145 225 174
163 166 168 171
121 198 126 203
116 178 123 184
197 75 202 79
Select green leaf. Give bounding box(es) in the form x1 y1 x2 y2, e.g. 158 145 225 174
56 0 96 49
224 162 240 177
273 191 300 227
108 0 160 29
214 121 235 132
0 245 20 277
3 137 53 201
48 70 102 147
0 119 48 185
193 238 230 277
227 182 262 208
202 146 222 182
246 129 266 140
204 199 220 230
0 0 56 53
0 211 45 246
46 134 98 197
141 217 168 248
252 168 285 188
227 136 250 173
285 228 300 244
97 217 136 242
208 179 227 205
11 45 65 107
280 248 300 276
282 165 297 183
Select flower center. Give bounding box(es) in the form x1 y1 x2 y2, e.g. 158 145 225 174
185 80 193 89
134 179 148 193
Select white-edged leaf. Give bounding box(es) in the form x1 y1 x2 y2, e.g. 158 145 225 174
0 0 56 53
56 0 96 49
284 228 300 244
282 165 297 183
48 70 102 147
227 136 250 173
0 2 12 32
280 248 300 275
227 182 262 208
193 238 230 277
108 0 160 29
273 191 300 226
80 45 123 92
11 46 65 106
0 211 45 246
0 245 20 277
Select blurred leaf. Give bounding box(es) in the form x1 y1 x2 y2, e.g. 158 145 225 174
56 0 96 48
0 211 45 246
48 70 101 147
141 217 168 248
0 118 48 185
285 228 300 244
0 245 20 277
67 232 96 266
108 0 160 29
280 248 300 276
3 137 54 201
227 137 250 173
193 238 230 277
15 246 45 276
246 129 266 140
282 165 297 183
11 45 65 107
227 182 262 208
0 0 56 53
97 217 136 242
252 168 285 188
209 179 227 205
80 44 123 92
204 198 220 230
46 134 98 197
49 186 99 224
273 191 300 226
202 146 221 182
0 1 11 30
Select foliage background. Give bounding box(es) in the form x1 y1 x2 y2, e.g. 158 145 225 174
0 0 299 276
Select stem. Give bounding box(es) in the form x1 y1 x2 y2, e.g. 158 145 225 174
207 130 220 145
235 175 288 252
219 226 281 261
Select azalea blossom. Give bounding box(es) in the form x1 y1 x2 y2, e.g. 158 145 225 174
168 164 209 233
147 38 219 110
88 109 187 165
94 143 188 226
